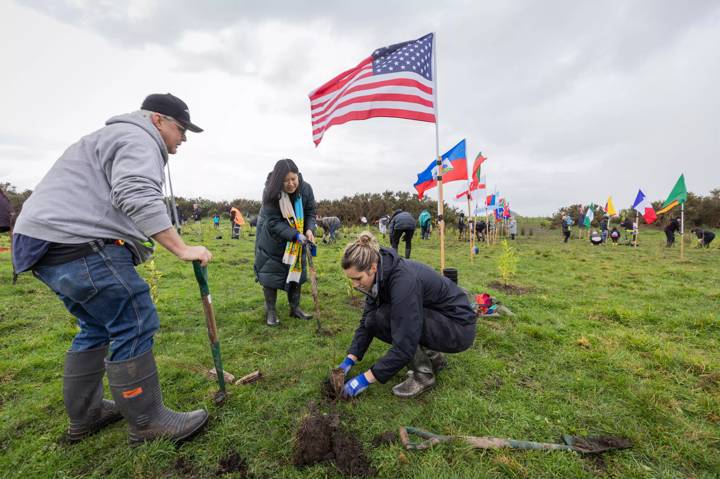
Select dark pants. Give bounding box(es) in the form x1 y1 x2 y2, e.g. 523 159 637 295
702 232 715 247
421 224 430 240
563 231 570 243
665 230 675 247
366 304 476 354
391 229 414 258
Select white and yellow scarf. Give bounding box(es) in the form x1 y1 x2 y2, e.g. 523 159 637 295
279 191 304 284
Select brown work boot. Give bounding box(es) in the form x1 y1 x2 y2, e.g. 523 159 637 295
392 347 436 398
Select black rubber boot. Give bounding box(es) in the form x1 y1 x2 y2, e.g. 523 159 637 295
264 287 279 326
405 245 411 259
392 347 436 398
63 346 123 442
288 283 313 320
106 350 209 445
423 348 448 372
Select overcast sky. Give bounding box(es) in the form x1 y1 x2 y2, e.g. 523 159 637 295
2 1 718 216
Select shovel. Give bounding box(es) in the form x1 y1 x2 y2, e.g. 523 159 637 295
192 261 227 405
304 244 325 334
399 426 631 455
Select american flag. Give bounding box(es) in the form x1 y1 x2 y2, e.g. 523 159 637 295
309 33 436 146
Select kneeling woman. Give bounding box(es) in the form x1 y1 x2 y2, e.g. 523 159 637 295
254 159 317 326
337 232 477 398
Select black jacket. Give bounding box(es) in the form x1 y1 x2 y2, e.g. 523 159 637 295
348 248 476 383
695 229 715 243
388 211 416 236
254 181 316 290
665 219 680 234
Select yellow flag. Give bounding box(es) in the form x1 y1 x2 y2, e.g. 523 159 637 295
656 200 679 215
605 196 617 216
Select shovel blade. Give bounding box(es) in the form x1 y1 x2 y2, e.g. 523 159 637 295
562 435 632 454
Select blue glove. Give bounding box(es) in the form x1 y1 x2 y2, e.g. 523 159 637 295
295 232 308 245
343 373 370 398
338 357 356 375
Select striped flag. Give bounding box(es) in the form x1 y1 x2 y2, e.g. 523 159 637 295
309 33 436 146
469 152 487 190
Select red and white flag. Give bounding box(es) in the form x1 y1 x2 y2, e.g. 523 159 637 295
309 33 436 146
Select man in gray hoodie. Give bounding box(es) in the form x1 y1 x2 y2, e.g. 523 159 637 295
12 93 211 445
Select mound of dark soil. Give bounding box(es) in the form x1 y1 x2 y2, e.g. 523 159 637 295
293 407 337 466
332 428 375 477
487 281 532 295
570 435 632 454
216 450 249 476
293 404 374 477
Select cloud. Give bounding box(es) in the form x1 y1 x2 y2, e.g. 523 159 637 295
5 0 720 216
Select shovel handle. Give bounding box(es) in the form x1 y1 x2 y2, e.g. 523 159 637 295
192 261 210 297
400 426 575 452
192 261 226 394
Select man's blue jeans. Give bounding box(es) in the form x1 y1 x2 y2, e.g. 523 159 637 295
34 244 159 361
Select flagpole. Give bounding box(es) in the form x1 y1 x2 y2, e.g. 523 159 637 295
467 193 474 261
431 32 445 271
634 210 639 248
680 202 685 260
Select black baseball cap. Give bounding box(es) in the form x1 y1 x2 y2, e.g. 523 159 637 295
141 93 203 133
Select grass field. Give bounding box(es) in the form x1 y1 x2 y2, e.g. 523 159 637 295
1 222 718 478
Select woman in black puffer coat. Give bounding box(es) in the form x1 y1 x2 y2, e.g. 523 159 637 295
254 159 317 326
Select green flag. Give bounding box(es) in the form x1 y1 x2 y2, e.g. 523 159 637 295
583 203 595 228
662 174 687 208
657 174 687 214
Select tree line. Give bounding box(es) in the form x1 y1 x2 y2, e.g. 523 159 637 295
1 182 463 226
550 189 720 229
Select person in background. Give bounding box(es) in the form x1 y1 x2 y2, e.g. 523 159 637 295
254 159 317 327
577 211 587 239
561 215 572 243
508 217 517 240
457 212 467 241
317 216 342 243
664 216 680 247
212 214 220 230
418 209 432 240
600 215 609 243
691 227 715 248
610 227 621 244
378 214 390 239
336 232 476 399
11 93 211 445
388 209 416 259
230 206 245 239
590 230 603 245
